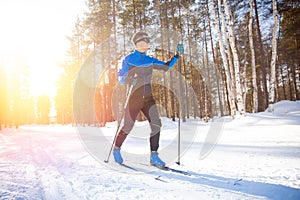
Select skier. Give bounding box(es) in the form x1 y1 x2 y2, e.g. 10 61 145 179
113 31 182 168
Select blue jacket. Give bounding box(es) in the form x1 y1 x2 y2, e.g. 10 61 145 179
118 50 178 84
118 50 178 97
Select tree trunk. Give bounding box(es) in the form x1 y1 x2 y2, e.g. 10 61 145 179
203 26 213 117
170 0 176 121
218 0 236 95
206 0 224 116
254 0 269 110
177 1 186 122
268 0 279 111
224 0 245 115
249 0 258 113
132 0 137 32
209 0 237 116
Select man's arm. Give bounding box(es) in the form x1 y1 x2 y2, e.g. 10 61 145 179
152 54 179 71
118 59 130 84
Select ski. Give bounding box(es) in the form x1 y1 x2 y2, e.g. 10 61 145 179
113 162 169 182
138 163 191 176
110 161 242 185
153 163 243 186
157 166 191 176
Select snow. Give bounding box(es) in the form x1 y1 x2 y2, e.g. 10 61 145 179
0 100 300 199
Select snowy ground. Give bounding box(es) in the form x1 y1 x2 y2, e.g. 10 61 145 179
0 100 300 200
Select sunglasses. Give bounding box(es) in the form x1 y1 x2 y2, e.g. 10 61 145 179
135 37 150 44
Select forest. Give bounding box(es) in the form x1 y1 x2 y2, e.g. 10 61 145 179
0 0 299 128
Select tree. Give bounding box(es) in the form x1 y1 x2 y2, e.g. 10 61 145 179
37 95 51 124
209 0 237 116
254 0 269 110
55 18 85 125
249 0 259 113
0 66 8 130
223 0 245 115
268 0 279 111
58 0 299 126
278 0 300 100
55 70 73 124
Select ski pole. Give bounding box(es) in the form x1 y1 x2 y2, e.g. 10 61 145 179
104 81 134 163
176 111 181 165
176 43 184 165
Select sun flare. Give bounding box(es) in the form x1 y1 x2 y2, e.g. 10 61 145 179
29 56 63 97
0 0 83 97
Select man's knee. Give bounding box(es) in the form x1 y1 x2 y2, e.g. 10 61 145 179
121 125 134 134
150 119 161 135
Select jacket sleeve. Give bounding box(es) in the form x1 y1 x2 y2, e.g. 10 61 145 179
118 59 130 84
152 55 178 71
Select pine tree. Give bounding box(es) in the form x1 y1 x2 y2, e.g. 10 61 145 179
55 18 84 125
278 0 300 100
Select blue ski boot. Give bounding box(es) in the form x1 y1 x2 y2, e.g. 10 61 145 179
113 147 123 164
150 151 165 168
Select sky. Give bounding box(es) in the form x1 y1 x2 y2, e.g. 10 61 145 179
0 0 86 97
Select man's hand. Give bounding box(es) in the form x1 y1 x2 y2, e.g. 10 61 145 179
125 73 138 86
177 44 184 55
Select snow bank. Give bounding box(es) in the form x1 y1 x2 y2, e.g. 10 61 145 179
267 100 300 116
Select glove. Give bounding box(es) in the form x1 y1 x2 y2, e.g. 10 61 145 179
177 44 184 55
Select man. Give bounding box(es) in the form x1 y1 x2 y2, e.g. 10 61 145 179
113 31 181 168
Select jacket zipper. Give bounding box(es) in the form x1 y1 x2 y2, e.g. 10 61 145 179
142 66 146 98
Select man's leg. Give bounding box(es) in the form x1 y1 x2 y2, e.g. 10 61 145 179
115 96 142 148
141 97 162 151
113 96 142 163
142 98 165 167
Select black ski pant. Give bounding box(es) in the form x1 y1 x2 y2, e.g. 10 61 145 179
115 95 162 151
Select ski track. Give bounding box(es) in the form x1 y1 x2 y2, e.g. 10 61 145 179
0 127 298 200
0 102 300 199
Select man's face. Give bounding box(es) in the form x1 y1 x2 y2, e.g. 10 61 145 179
135 35 150 52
